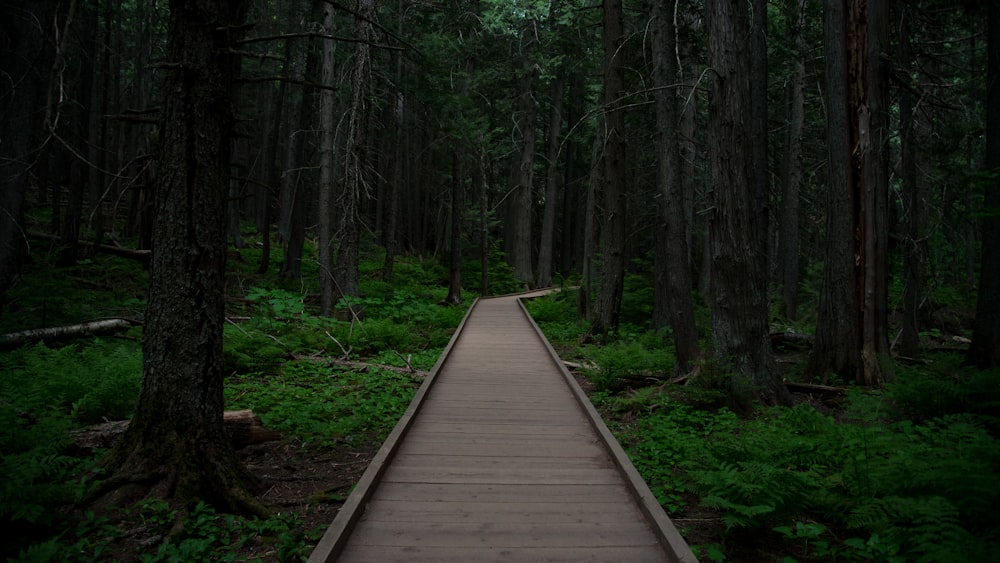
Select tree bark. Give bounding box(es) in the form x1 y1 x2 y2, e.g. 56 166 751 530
707 0 789 407
382 0 405 281
510 20 539 288
967 0 1000 369
809 0 890 386
445 145 465 305
651 0 700 374
777 0 807 320
592 0 628 340
898 4 923 358
318 3 337 316
96 0 264 516
536 66 565 289
335 0 374 304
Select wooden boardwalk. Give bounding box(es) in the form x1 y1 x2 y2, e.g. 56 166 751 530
308 293 697 562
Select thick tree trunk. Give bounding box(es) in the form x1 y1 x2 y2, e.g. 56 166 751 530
96 0 264 515
707 0 789 407
651 0 700 374
809 0 890 386
967 0 1000 369
592 0 628 340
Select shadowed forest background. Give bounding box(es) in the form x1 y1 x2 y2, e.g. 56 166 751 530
1 0 998 561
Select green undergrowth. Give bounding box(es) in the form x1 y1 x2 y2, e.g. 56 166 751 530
525 292 1000 562
1 244 472 561
594 362 1000 562
16 500 325 563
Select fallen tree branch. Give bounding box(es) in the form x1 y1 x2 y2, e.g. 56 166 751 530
0 318 138 349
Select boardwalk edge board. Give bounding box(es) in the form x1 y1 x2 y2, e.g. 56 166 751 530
306 297 483 563
514 297 699 563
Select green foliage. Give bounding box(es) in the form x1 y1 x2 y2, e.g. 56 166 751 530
0 340 140 542
579 338 675 391
1 340 142 423
884 354 1000 424
226 360 418 449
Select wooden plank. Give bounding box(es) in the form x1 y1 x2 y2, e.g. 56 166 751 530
345 520 662 549
370 482 634 504
394 440 605 459
360 499 644 524
388 453 610 470
381 466 622 486
335 545 668 563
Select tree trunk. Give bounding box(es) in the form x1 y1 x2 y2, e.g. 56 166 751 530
318 4 338 316
809 0 890 386
592 0 628 340
446 146 465 305
511 21 539 288
96 0 264 516
335 0 374 304
578 120 604 322
750 0 769 279
707 0 789 407
651 0 700 374
536 66 565 289
898 4 923 358
777 0 807 320
967 0 1000 369
476 146 489 295
382 0 405 281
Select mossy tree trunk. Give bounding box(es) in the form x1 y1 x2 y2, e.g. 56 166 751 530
96 0 264 516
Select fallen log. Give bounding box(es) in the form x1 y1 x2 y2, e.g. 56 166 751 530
784 381 847 395
0 318 137 350
71 409 280 451
27 230 151 262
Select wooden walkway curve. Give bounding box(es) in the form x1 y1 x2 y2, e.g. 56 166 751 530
308 292 697 563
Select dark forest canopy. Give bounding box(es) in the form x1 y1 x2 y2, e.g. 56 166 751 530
1 0 997 385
